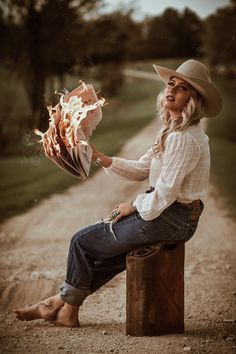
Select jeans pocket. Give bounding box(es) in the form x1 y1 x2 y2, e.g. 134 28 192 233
139 213 184 243
159 213 183 231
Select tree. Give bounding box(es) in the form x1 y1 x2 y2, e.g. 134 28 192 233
125 19 147 61
2 0 103 130
85 10 134 95
203 1 236 68
145 9 181 58
180 8 202 57
145 7 202 59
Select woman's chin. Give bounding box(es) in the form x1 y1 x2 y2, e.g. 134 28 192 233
163 100 175 110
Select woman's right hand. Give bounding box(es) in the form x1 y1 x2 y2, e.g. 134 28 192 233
90 144 100 161
90 144 112 168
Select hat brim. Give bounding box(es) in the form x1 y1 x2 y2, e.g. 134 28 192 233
153 64 223 117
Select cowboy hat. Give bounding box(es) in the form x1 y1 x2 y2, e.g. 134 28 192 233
153 59 222 117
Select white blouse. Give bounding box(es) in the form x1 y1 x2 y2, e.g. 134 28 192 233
105 123 210 221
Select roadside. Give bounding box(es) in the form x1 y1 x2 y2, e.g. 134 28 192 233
0 118 235 354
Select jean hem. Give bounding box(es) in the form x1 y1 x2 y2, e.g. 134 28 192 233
60 281 90 307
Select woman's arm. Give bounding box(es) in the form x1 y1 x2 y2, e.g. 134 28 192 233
91 144 154 182
91 145 112 168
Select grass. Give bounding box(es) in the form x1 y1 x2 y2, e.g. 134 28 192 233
209 137 236 217
207 76 236 142
206 76 236 218
0 76 162 222
0 157 77 220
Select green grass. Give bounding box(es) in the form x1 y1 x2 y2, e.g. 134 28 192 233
0 156 78 220
206 76 236 218
209 137 236 217
0 77 162 222
207 76 236 142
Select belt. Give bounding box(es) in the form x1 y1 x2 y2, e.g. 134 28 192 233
145 186 204 221
145 187 203 221
176 199 203 221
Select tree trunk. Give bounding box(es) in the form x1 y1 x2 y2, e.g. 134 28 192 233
24 71 48 131
99 62 124 97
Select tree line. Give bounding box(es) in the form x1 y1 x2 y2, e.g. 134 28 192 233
0 0 235 153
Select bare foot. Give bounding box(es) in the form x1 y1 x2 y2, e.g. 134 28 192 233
51 304 79 327
15 294 64 322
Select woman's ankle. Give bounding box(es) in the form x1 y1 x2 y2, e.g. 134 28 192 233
52 303 80 327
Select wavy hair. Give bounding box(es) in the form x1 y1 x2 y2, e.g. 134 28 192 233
153 88 205 155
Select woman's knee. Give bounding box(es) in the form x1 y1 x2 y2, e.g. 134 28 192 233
70 229 84 247
70 224 98 249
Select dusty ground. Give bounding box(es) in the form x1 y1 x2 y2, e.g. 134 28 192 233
0 120 235 354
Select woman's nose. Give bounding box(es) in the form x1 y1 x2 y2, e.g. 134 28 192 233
172 83 178 90
168 86 176 94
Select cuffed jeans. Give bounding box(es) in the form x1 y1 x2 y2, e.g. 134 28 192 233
60 200 203 306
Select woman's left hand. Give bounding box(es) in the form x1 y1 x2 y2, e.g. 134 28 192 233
109 202 135 223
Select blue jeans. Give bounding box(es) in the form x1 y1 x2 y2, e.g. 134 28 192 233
60 200 203 306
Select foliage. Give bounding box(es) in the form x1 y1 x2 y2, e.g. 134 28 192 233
207 77 236 142
209 137 236 218
202 1 236 67
145 8 203 59
84 9 138 95
0 0 102 132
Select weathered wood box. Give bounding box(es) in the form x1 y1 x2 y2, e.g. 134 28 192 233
126 242 185 336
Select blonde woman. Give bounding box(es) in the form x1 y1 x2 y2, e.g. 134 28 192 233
15 59 222 327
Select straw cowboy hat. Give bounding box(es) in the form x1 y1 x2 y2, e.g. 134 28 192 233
153 59 222 117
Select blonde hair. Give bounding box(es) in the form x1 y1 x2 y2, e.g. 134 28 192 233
153 88 204 155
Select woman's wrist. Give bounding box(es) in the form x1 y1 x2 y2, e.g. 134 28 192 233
94 152 112 168
131 200 137 212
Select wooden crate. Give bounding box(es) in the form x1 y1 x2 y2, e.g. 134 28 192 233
126 242 185 336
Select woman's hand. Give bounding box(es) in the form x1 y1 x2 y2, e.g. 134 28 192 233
90 144 112 168
91 144 100 161
109 202 136 223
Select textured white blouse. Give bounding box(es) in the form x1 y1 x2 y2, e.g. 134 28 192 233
105 123 210 221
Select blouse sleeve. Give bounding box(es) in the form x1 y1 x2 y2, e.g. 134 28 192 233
104 147 154 181
134 132 201 220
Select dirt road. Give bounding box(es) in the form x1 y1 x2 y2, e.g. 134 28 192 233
0 120 235 354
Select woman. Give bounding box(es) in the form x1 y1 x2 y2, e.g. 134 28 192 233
15 59 222 327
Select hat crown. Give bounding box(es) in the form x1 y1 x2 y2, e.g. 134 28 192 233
176 59 211 83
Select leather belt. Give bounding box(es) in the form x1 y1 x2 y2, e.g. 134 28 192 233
145 187 203 221
180 199 203 221
182 199 201 208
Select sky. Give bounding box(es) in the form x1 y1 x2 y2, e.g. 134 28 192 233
102 0 231 19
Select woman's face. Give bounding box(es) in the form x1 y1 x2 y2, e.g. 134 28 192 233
163 76 192 117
